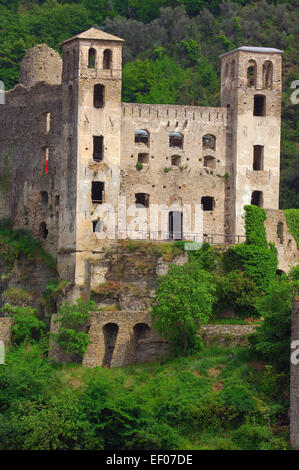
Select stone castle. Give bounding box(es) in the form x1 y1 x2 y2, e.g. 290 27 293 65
0 28 298 368
1 27 298 284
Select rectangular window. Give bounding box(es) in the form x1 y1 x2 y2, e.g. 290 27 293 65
253 145 264 170
253 95 266 116
92 181 104 204
94 84 104 108
42 112 51 133
93 136 103 161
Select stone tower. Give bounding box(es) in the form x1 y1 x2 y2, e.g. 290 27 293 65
220 46 282 238
59 27 124 286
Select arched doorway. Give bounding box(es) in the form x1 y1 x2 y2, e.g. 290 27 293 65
169 211 183 240
102 323 119 367
133 323 151 363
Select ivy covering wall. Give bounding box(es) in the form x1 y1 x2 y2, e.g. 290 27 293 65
284 209 299 249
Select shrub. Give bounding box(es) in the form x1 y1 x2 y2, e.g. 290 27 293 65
188 242 216 271
214 270 260 318
284 209 299 248
54 298 95 357
152 261 217 355
249 280 292 371
233 424 274 450
1 304 46 346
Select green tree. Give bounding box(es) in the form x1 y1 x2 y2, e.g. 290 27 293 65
249 279 293 370
54 298 95 357
152 261 216 355
1 304 46 346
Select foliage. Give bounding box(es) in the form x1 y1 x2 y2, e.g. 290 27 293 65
232 423 274 450
1 304 46 346
152 261 217 354
214 270 260 318
53 298 95 357
249 280 293 371
135 161 143 170
243 205 267 247
188 242 216 271
284 209 299 248
0 225 56 271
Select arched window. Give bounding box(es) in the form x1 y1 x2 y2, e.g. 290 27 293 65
88 48 96 69
135 129 149 145
102 323 119 367
202 134 216 151
94 84 104 108
247 60 257 88
103 49 112 69
169 132 183 149
203 155 216 169
263 60 273 88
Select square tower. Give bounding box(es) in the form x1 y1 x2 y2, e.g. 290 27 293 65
220 46 282 237
59 28 124 286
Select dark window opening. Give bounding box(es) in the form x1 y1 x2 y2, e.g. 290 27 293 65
94 84 104 108
133 323 151 363
41 191 48 206
103 49 112 69
102 323 119 367
169 132 183 149
93 136 103 161
201 196 215 211
251 190 263 207
253 145 264 170
202 134 216 151
39 222 48 240
204 155 216 169
138 153 149 164
88 48 96 69
247 61 257 87
277 222 283 244
263 60 273 88
92 181 104 204
93 220 103 233
135 193 149 208
135 129 149 145
55 195 60 206
171 155 181 166
254 95 266 116
169 211 183 240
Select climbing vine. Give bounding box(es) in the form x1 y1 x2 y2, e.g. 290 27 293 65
284 209 299 249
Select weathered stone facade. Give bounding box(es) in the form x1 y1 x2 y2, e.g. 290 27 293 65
0 28 294 287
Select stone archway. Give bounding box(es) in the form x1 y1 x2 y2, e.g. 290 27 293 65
133 323 151 363
102 322 119 367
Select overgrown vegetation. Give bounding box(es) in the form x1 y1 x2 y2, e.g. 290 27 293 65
284 209 299 249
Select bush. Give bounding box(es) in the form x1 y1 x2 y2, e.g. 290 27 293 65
214 270 260 318
188 242 217 271
233 424 274 450
54 298 95 357
249 280 292 371
224 243 278 292
1 304 46 346
152 261 217 355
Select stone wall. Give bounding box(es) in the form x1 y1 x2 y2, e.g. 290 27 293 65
201 324 256 347
265 209 299 273
0 317 12 348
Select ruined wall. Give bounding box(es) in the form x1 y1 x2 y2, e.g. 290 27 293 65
20 44 62 88
265 209 299 273
0 318 12 348
120 103 232 241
